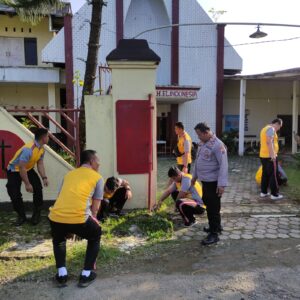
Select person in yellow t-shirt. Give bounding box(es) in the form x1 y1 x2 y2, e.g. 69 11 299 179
48 150 104 288
97 176 132 220
6 128 49 226
154 166 205 227
259 118 283 200
174 122 192 174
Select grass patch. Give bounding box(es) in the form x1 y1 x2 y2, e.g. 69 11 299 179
0 243 122 283
281 164 300 201
102 209 173 241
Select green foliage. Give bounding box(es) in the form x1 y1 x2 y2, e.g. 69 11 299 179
57 149 76 167
1 0 64 24
102 210 173 241
20 117 37 130
221 129 238 154
281 164 300 202
292 153 300 168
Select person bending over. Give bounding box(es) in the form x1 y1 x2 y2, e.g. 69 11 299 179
48 150 104 288
154 166 205 227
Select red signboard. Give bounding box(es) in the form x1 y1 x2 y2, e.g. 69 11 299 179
116 100 150 174
0 130 24 179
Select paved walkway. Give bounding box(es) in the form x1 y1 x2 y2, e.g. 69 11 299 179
158 156 300 242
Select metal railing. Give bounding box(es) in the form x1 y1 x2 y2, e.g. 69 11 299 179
5 107 82 165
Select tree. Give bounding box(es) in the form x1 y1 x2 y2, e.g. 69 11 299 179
79 0 106 151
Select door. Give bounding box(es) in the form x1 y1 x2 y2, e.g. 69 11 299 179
116 100 150 174
277 115 300 146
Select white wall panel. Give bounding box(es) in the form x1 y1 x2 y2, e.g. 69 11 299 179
42 28 65 63
178 0 217 141
72 1 116 106
124 0 171 85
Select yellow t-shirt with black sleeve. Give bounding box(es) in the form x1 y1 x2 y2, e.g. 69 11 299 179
176 132 192 165
49 166 104 224
7 141 45 172
259 125 279 158
172 173 203 205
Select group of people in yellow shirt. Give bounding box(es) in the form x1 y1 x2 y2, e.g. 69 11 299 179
6 131 132 288
5 118 283 288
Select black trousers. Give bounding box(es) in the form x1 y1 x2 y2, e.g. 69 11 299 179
6 169 43 216
260 157 279 196
49 217 102 270
201 181 221 234
97 187 128 220
177 163 191 174
175 199 205 224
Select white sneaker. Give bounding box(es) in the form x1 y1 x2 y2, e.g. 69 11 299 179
271 194 284 200
260 192 270 198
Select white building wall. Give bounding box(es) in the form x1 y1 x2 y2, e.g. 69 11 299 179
71 1 116 104
42 28 65 63
41 0 242 121
178 0 217 141
124 0 171 85
224 38 242 71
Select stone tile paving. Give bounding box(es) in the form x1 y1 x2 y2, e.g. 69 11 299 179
157 156 300 241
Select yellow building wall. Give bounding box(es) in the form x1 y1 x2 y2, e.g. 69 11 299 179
0 84 48 107
0 107 73 203
0 15 55 67
85 95 114 180
224 80 300 136
85 61 158 209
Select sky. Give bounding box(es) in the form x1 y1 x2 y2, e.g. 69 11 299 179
69 0 300 75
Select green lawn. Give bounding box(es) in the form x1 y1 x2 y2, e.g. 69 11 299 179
281 165 300 202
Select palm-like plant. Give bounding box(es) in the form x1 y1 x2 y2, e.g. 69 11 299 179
1 0 63 24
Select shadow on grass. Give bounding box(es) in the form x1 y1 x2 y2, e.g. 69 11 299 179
102 210 174 241
0 241 123 285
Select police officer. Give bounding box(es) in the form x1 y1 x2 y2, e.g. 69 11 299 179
192 122 228 245
174 122 192 174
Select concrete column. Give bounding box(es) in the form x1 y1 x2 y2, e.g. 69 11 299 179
292 80 299 154
47 83 56 133
238 79 246 156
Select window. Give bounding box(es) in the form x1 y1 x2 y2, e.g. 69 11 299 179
24 38 37 65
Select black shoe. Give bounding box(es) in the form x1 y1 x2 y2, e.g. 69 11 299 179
184 219 198 227
203 225 223 234
55 274 68 288
78 271 97 288
15 215 27 226
31 208 41 225
201 233 219 246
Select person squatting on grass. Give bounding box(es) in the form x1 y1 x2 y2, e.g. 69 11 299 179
192 122 228 246
97 176 132 220
154 166 205 227
6 128 49 226
48 150 104 288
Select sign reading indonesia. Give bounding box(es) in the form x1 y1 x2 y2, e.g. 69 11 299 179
156 89 197 99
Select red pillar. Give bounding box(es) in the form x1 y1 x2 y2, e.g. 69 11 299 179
116 0 124 45
171 0 179 85
216 24 225 137
64 13 74 146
